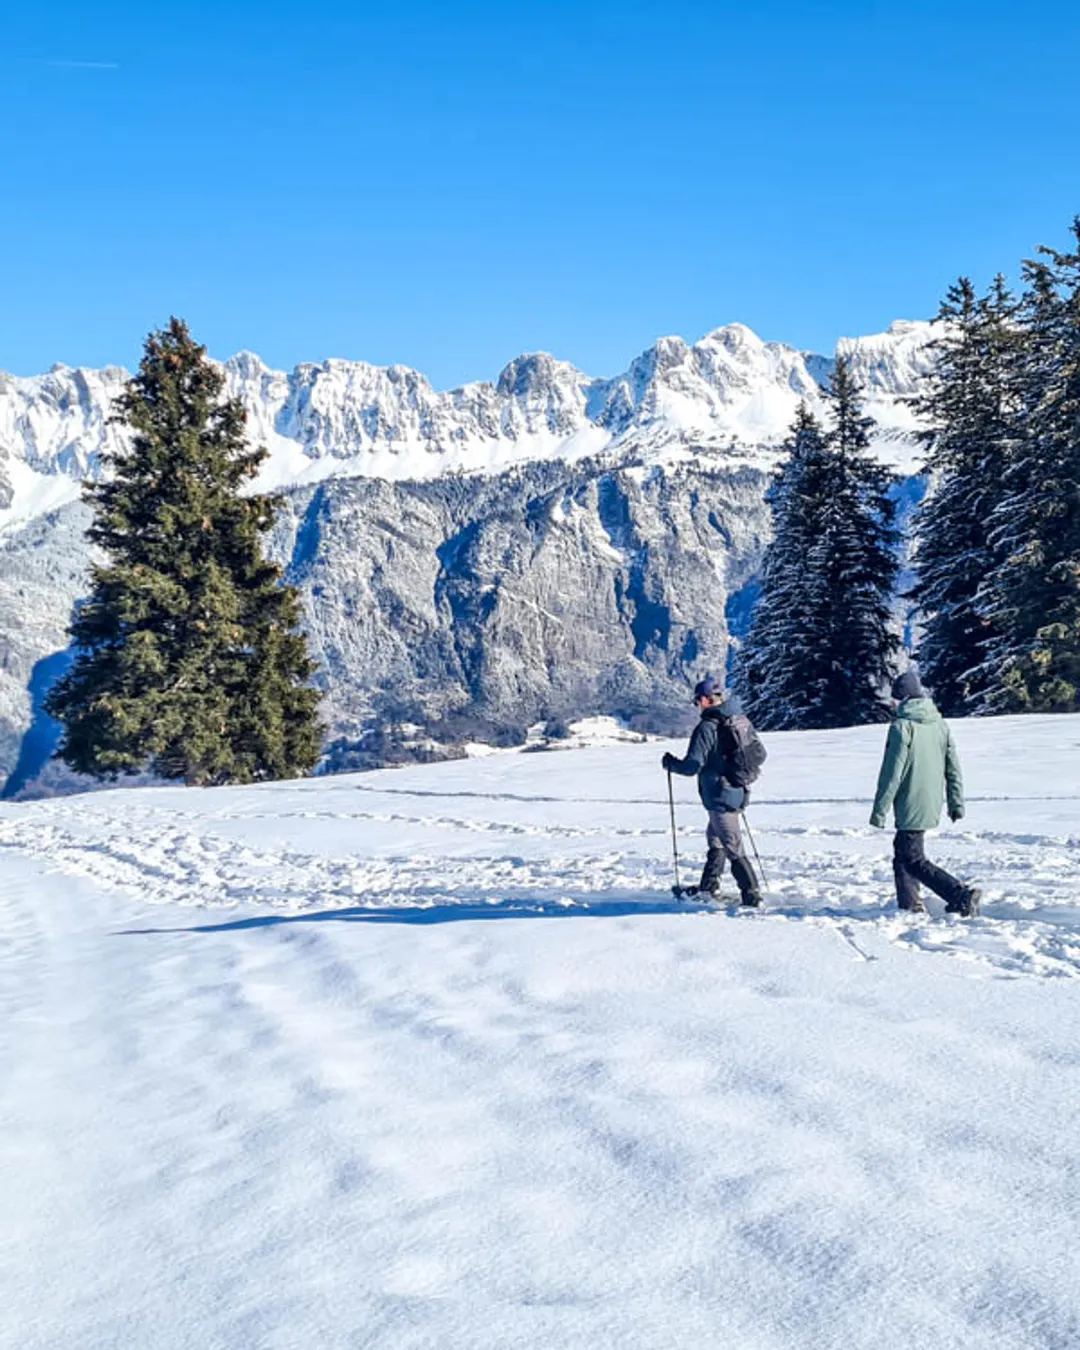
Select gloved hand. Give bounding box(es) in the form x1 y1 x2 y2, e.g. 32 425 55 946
869 813 886 830
948 807 964 823
661 752 677 772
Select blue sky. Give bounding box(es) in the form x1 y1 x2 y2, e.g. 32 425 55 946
3 1 1079 386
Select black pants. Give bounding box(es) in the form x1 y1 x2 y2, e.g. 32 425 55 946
892 830 967 910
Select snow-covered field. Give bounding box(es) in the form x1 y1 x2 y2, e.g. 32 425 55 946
2 714 1080 1349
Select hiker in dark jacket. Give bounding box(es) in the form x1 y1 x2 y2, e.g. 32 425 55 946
870 669 981 917
662 675 764 906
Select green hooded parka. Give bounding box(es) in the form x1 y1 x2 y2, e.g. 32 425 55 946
870 697 964 830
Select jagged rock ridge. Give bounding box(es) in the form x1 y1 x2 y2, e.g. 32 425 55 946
0 321 935 531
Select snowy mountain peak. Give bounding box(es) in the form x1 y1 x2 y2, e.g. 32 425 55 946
496 351 584 397
649 334 693 366
225 350 270 378
700 321 767 353
837 319 938 404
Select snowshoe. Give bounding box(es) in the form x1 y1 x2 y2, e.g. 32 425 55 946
673 883 719 902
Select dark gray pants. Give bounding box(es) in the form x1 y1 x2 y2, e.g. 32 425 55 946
702 809 761 901
892 830 967 910
706 808 746 862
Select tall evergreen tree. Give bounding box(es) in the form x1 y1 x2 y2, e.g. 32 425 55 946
806 356 902 725
736 404 833 729
909 275 1020 714
45 318 322 784
736 361 901 729
975 219 1080 712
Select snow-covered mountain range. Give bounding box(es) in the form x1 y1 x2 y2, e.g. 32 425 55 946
0 320 937 794
0 320 934 533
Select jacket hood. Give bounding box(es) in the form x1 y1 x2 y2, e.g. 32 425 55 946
703 695 744 720
896 696 941 724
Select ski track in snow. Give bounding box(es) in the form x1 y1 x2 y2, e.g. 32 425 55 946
3 770 1080 983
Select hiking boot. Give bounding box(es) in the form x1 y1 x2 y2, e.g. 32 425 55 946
697 848 724 898
897 898 926 913
946 886 981 918
731 856 763 908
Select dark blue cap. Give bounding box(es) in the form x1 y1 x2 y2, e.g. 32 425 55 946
693 673 724 702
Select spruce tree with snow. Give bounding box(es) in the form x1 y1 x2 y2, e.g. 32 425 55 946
736 403 833 729
737 363 900 729
807 356 902 725
910 275 1020 715
975 219 1080 713
45 318 323 784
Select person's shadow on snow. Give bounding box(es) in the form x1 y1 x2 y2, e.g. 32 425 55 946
117 893 898 936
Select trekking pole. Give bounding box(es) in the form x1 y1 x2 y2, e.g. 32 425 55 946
667 771 682 896
741 810 768 892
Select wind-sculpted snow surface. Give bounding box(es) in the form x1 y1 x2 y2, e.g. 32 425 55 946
1 715 1079 1348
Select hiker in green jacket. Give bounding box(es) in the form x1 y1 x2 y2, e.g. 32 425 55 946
870 669 981 917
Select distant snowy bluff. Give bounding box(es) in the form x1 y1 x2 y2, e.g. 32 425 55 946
0 321 936 795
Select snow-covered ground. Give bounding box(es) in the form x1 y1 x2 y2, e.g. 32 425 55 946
2 714 1079 1349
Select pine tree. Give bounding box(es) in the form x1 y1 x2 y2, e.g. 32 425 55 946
806 356 902 725
909 275 1020 714
45 318 322 783
736 362 901 729
736 404 833 729
975 219 1080 712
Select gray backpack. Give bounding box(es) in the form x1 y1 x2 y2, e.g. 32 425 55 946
722 714 767 787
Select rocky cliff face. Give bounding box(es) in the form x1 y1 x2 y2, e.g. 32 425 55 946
0 458 769 792
0 320 933 792
277 459 770 734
